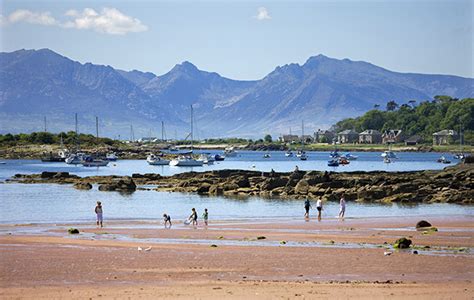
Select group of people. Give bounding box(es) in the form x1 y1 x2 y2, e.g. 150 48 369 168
304 194 346 220
95 201 209 228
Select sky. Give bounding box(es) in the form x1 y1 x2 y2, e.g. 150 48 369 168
0 0 473 80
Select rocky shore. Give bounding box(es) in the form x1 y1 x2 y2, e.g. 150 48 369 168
7 163 473 204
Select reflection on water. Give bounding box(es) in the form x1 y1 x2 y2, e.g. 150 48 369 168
0 183 472 224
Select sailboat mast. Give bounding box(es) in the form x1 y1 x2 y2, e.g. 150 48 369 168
301 120 304 150
190 105 194 150
44 116 47 132
75 113 79 151
96 116 99 141
161 121 164 141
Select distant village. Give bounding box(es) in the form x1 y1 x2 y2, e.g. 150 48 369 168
279 129 462 146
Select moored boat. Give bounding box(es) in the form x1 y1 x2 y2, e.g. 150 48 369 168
147 154 170 165
328 159 339 167
82 157 109 167
170 155 204 167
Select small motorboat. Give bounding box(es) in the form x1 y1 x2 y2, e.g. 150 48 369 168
285 151 294 157
198 154 214 164
327 159 339 167
381 151 397 159
263 153 271 159
214 154 225 161
65 153 88 164
338 157 350 165
82 157 109 167
147 154 170 165
296 150 306 158
41 155 64 162
329 151 340 158
383 157 391 164
105 152 118 161
299 153 308 161
437 156 451 164
224 147 237 157
453 153 465 160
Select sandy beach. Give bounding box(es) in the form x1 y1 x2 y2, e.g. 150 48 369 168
1 216 473 299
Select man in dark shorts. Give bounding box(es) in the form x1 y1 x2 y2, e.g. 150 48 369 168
304 198 311 217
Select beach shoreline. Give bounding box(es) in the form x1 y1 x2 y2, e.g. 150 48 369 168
1 216 472 299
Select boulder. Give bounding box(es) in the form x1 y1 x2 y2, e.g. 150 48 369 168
208 185 224 195
393 237 412 249
416 220 432 229
73 182 93 190
261 177 287 191
41 171 57 179
197 183 211 194
98 177 136 192
68 228 80 234
294 179 309 194
232 176 250 188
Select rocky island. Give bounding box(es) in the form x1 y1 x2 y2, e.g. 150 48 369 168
8 163 473 204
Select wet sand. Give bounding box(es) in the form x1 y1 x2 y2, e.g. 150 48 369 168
1 216 473 299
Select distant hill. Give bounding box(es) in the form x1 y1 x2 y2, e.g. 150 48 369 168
1 48 473 138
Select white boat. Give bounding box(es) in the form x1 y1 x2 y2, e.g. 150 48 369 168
169 105 203 167
65 152 88 164
170 155 204 167
381 151 397 159
147 154 170 165
285 151 293 157
105 152 118 161
263 153 271 158
224 147 237 157
82 157 109 167
198 154 214 164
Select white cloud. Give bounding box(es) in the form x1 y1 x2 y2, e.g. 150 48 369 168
255 7 271 21
0 8 148 35
6 9 58 26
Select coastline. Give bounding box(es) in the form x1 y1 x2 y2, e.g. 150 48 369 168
1 216 472 299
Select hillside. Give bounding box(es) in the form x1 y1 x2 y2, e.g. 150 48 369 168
1 49 473 138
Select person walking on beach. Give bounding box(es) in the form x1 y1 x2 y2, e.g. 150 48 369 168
304 198 312 218
202 208 209 226
163 213 172 228
95 201 103 228
189 208 198 226
339 194 346 219
316 198 323 221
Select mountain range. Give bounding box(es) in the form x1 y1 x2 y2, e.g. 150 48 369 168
1 48 473 139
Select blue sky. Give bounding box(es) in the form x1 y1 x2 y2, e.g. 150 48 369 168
1 0 472 79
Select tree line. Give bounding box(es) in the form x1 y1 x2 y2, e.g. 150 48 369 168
331 96 473 144
0 131 120 147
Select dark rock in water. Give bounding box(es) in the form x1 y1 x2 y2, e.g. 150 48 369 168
197 183 211 194
416 220 432 229
132 173 162 180
41 171 57 178
68 228 79 234
393 237 412 249
73 182 92 190
232 176 250 188
464 156 474 164
98 177 136 192
413 250 418 254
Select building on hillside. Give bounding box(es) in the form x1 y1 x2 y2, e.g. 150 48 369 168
337 129 359 144
279 134 299 143
405 135 423 146
432 130 458 145
314 129 335 143
300 135 314 143
382 130 404 144
358 129 382 144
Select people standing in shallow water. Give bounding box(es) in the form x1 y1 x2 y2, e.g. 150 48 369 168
95 201 103 228
203 208 209 226
163 213 172 228
304 198 312 218
189 208 198 226
339 194 346 219
316 198 323 221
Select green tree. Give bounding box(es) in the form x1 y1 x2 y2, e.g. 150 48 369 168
386 100 399 111
264 134 272 143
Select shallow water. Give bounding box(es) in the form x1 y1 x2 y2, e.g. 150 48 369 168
0 183 472 224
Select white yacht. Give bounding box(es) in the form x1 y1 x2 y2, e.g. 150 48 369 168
65 152 88 164
170 155 204 167
82 157 109 167
147 154 170 165
224 147 237 157
381 151 397 159
105 152 118 161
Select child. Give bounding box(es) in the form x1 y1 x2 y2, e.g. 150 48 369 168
95 201 103 228
304 198 311 218
189 208 198 226
163 213 172 228
316 198 323 221
339 194 346 219
202 208 209 226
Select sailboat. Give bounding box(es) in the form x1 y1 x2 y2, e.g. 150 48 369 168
453 125 465 159
81 116 108 167
66 113 89 164
169 105 204 167
147 153 170 165
298 120 308 161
